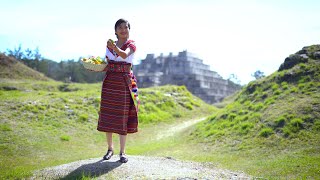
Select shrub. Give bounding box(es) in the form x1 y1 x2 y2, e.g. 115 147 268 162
298 83 305 90
289 87 298 93
273 90 282 96
184 102 193 110
250 112 262 122
60 135 70 141
265 97 276 105
239 122 254 135
283 127 292 138
274 116 286 128
156 100 176 110
259 128 273 137
173 112 182 118
0 124 12 131
299 63 307 70
139 113 158 123
190 100 200 107
302 114 314 123
238 110 249 115
271 83 279 91
306 82 316 91
228 113 237 121
78 114 88 122
254 103 264 112
93 98 100 107
281 83 289 90
289 118 304 132
261 92 268 99
313 121 320 131
144 103 159 112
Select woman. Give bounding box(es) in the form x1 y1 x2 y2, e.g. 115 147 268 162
97 18 139 163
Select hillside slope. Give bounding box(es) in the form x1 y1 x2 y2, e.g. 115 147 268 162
0 53 50 81
191 45 320 178
0 80 216 179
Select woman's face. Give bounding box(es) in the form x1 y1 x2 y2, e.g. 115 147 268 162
115 22 130 39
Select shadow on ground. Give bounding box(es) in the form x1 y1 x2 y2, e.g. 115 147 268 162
60 159 122 179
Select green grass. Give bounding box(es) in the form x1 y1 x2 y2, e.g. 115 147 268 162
1 45 319 179
0 79 215 179
125 120 319 179
188 45 320 178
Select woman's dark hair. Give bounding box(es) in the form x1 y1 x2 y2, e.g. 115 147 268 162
114 18 130 31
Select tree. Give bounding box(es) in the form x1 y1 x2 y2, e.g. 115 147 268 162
24 48 33 59
6 44 24 60
34 47 42 60
228 73 241 84
252 70 265 80
5 44 105 83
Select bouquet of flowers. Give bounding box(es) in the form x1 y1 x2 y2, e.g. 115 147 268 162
81 56 107 72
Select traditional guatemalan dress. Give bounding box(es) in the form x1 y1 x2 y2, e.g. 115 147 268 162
97 40 139 135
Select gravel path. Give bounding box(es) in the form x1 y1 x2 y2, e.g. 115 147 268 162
31 155 251 179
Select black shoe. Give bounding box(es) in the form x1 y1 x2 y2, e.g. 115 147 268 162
119 153 128 163
103 149 113 160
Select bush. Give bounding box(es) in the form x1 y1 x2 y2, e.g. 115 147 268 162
156 101 175 110
313 121 320 131
254 103 265 112
78 114 88 122
249 112 262 122
259 128 273 138
173 112 182 118
0 124 12 131
271 83 279 91
273 90 282 96
283 127 292 138
228 113 237 121
184 102 193 110
289 118 304 132
144 103 159 112
60 135 70 141
190 100 200 107
290 87 298 93
281 81 288 87
265 97 276 105
239 122 254 135
274 116 286 128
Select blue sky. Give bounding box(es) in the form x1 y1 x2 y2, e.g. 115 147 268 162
0 0 319 84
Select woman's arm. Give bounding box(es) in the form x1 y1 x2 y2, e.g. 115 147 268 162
113 46 134 59
107 40 134 59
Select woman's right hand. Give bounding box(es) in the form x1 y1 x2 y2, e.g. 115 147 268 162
107 39 116 49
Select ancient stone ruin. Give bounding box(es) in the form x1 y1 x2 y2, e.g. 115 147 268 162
133 50 241 104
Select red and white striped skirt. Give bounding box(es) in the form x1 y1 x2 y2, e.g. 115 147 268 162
97 72 138 135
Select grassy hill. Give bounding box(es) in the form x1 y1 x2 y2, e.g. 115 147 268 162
182 45 320 178
2 45 319 179
0 78 216 179
0 53 51 81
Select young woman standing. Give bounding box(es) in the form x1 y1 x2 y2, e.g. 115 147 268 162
97 18 139 163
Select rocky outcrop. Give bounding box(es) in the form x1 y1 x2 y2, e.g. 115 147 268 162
279 45 320 71
278 54 308 71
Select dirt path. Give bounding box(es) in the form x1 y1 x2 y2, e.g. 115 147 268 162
156 117 206 140
31 117 252 179
31 156 250 179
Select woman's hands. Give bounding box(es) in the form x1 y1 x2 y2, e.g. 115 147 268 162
107 39 116 50
106 39 132 59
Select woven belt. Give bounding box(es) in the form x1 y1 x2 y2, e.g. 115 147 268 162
106 61 132 73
